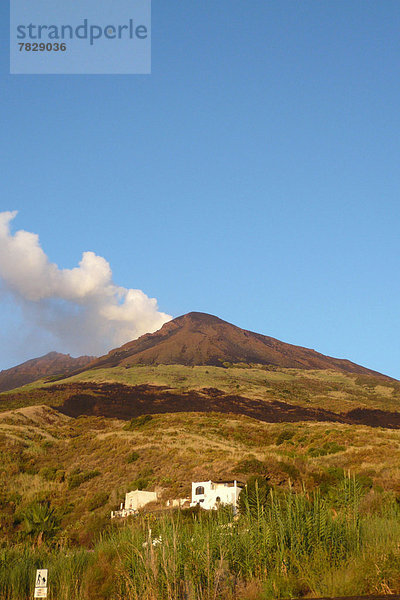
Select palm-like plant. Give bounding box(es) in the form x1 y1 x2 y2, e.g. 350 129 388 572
22 501 60 546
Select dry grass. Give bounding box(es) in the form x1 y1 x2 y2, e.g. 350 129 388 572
2 406 400 546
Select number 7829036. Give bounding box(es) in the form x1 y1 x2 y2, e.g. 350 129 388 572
18 42 67 51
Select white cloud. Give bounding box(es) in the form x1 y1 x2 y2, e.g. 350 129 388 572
0 211 172 357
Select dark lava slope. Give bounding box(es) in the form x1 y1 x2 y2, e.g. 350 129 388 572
51 382 400 429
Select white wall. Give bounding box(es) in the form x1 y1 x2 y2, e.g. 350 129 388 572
125 490 157 510
190 481 242 510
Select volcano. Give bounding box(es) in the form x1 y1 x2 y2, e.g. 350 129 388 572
0 352 95 393
83 312 384 376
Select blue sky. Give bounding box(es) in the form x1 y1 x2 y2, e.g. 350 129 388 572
0 1 399 378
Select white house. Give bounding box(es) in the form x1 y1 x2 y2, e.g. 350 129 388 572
111 489 158 518
125 489 158 510
166 497 190 508
190 480 242 510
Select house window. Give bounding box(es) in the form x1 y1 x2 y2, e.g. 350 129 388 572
195 486 205 495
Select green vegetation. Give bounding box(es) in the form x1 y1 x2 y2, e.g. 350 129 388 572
1 372 400 599
238 475 272 514
19 500 61 544
307 441 346 457
276 428 295 445
124 414 153 430
3 406 400 551
127 451 140 463
39 467 65 482
67 468 100 490
2 363 399 414
3 477 400 598
235 457 268 475
87 492 109 512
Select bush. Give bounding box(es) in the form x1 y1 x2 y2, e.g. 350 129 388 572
127 451 139 463
55 469 66 482
236 457 268 474
17 454 39 475
68 469 101 490
39 467 63 481
130 477 149 490
20 500 61 542
308 441 345 457
279 462 300 480
41 440 54 449
130 466 154 491
124 415 153 430
356 473 373 490
276 429 295 445
311 467 345 494
88 492 109 512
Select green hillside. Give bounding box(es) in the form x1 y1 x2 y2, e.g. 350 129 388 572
2 362 400 598
1 363 399 414
2 402 400 545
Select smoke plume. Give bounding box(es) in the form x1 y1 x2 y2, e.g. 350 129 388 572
0 211 172 357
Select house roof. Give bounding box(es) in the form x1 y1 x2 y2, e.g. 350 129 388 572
126 489 157 495
193 480 245 487
214 480 245 486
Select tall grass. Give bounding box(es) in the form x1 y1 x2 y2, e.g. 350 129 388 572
2 478 400 599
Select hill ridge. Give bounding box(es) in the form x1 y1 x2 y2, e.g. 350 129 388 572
0 352 95 393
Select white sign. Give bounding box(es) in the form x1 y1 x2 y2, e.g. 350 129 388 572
34 588 47 598
35 570 48 588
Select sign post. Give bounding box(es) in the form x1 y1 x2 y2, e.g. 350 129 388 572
34 569 48 598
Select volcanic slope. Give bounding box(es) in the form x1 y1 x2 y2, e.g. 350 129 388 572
82 312 386 376
0 352 95 393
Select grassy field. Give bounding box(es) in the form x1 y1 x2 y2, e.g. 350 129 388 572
2 476 400 599
1 364 400 598
2 406 400 549
1 364 400 414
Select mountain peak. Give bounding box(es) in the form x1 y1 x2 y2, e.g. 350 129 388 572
88 312 385 377
176 312 227 324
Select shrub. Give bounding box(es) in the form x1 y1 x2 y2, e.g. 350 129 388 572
127 451 139 463
124 415 153 430
39 467 58 481
311 467 345 494
130 477 149 490
308 441 345 457
356 473 373 489
55 469 66 482
236 457 268 474
17 455 39 475
68 469 101 490
279 461 300 480
20 500 61 543
5 491 22 508
41 440 54 449
88 492 109 512
276 429 295 445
